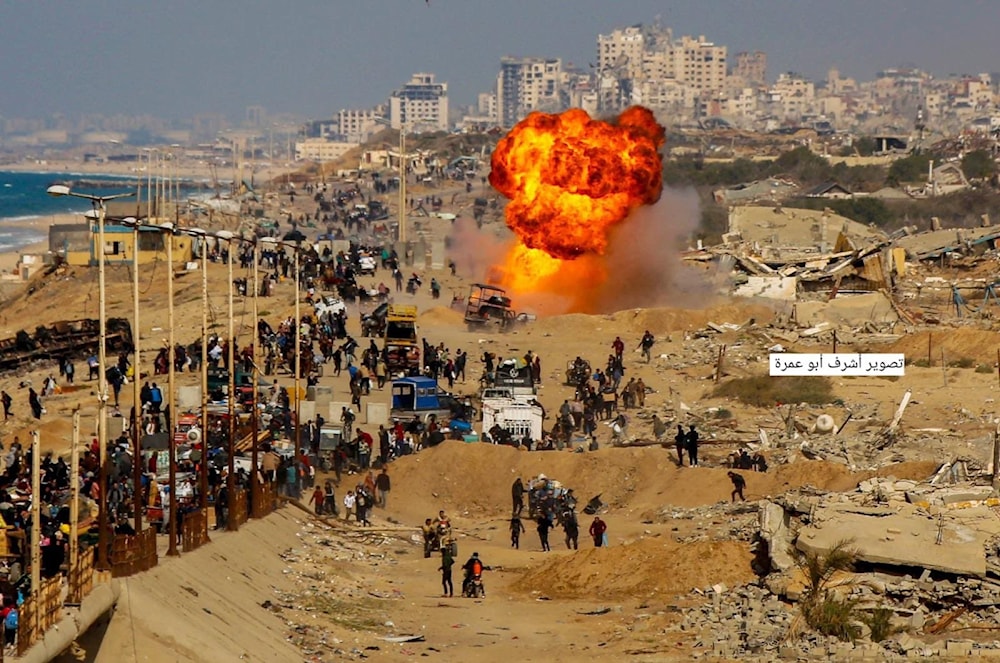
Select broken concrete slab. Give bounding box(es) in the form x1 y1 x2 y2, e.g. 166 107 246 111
795 503 1000 577
760 501 796 572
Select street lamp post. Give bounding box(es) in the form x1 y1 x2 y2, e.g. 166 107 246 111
128 218 143 535
187 229 211 539
216 231 238 530
47 185 133 571
250 240 260 509
293 245 302 497
398 126 407 244
374 118 409 245
163 222 179 557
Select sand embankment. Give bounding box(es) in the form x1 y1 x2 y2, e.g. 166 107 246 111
68 510 306 663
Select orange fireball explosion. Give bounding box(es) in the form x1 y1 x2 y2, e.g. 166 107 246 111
488 106 665 294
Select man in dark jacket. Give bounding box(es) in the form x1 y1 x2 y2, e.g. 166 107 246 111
375 467 391 508
511 477 524 515
685 425 700 467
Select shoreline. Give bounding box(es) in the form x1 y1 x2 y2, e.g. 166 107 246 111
1 157 295 185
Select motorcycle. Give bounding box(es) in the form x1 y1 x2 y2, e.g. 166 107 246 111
463 573 485 598
423 522 458 558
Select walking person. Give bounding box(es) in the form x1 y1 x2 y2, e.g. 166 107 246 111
1 391 11 420
343 490 356 521
536 514 552 552
355 489 371 526
439 545 455 598
308 484 325 515
4 603 18 651
214 482 229 530
685 424 700 467
510 515 525 549
323 480 338 516
375 467 391 508
589 516 607 547
674 424 686 467
563 514 579 550
728 471 747 502
28 388 42 420
638 330 655 363
511 477 524 515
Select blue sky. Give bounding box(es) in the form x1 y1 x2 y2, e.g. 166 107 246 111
2 0 998 121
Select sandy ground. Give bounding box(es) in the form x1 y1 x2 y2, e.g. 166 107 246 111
1 172 992 662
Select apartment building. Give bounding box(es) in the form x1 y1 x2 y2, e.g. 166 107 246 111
677 36 727 92
295 138 359 162
337 107 385 143
732 51 767 85
496 56 563 127
388 73 449 132
597 25 646 80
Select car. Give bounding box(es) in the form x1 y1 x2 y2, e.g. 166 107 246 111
357 255 377 276
315 296 346 317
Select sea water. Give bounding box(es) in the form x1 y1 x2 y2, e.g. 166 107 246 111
0 171 196 253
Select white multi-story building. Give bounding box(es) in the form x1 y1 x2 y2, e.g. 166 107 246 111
295 138 359 162
496 57 563 126
388 73 449 132
337 107 385 143
594 24 729 114
770 73 816 118
476 93 497 122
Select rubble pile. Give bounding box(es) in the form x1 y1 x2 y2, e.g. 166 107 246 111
654 502 760 544
733 474 1000 657
270 521 420 662
667 577 990 661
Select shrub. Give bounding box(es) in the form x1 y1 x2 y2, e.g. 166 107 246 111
713 408 733 419
976 364 995 374
861 607 898 643
795 539 861 642
712 376 833 407
910 358 931 368
803 594 861 642
948 356 975 369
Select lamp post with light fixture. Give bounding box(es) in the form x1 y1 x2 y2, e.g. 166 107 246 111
46 184 133 571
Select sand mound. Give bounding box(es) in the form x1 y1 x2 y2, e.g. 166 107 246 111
388 443 937 522
85 511 304 663
888 329 1000 365
510 538 754 600
419 306 465 325
527 302 776 340
612 302 777 334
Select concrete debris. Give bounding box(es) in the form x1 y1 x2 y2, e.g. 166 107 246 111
796 503 995 577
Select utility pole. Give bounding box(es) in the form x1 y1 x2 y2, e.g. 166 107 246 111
226 236 237 530
399 125 407 244
200 237 210 539
250 241 260 509
69 411 80 593
131 222 143 534
166 227 178 557
30 431 41 629
293 246 302 498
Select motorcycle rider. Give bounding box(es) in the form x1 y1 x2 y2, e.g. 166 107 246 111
421 518 436 557
461 551 485 597
433 510 451 536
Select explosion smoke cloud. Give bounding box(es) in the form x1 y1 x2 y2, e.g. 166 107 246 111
489 106 665 261
481 106 686 313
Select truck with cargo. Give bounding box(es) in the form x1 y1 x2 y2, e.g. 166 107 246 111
384 304 420 374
